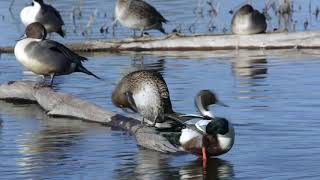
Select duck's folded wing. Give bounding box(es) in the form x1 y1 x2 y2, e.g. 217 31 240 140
132 0 168 23
195 120 211 133
40 40 87 63
39 4 65 26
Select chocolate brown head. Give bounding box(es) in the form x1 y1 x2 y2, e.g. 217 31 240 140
25 22 47 40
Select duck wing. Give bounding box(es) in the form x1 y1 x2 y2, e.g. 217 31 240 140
38 4 64 26
40 40 87 63
131 0 168 23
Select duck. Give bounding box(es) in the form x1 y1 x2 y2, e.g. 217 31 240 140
112 70 175 127
20 0 65 37
179 90 235 165
114 0 168 37
231 4 267 35
14 22 101 86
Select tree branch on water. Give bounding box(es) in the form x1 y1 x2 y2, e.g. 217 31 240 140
0 81 182 153
1 31 320 53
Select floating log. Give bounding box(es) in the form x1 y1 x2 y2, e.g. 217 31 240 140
0 81 182 153
1 31 320 53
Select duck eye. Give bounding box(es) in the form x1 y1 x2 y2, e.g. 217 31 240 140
31 2 34 5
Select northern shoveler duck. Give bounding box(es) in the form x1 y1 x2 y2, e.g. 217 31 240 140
179 90 235 168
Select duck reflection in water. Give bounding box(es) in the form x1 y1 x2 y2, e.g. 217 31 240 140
131 54 166 72
232 56 268 80
232 54 270 103
115 149 234 180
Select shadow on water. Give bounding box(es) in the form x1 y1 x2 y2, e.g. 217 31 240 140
115 149 234 180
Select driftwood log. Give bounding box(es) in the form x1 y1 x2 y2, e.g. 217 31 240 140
1 31 320 53
0 81 183 153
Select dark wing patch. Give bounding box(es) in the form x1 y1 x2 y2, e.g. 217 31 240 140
133 0 168 23
43 40 87 63
49 5 65 25
38 4 64 26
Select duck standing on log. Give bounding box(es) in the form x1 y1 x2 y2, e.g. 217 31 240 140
114 0 168 37
20 0 65 37
231 4 267 35
112 70 178 128
14 22 101 86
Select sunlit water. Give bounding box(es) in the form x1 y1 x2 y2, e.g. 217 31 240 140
1 0 320 179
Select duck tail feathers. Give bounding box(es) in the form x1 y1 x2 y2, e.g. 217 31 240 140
57 28 65 38
77 65 102 80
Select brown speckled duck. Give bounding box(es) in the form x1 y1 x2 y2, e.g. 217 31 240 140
114 0 167 37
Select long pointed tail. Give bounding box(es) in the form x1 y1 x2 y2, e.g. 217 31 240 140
165 112 205 134
76 65 102 80
57 28 65 38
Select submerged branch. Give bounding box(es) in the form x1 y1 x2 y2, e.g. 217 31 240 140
0 81 182 153
2 31 320 53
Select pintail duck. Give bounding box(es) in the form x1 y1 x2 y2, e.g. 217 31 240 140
14 22 101 86
114 0 168 37
231 4 267 35
20 0 65 37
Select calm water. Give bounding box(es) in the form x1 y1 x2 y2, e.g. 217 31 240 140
1 0 320 180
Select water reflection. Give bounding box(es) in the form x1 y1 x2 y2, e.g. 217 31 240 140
232 56 268 80
0 101 87 178
115 149 234 180
0 114 2 138
181 158 234 180
119 54 167 77
231 54 270 105
131 55 166 72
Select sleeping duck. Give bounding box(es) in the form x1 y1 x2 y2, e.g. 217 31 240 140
231 4 267 35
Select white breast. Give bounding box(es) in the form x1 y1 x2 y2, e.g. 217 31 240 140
179 128 202 149
14 38 46 74
217 124 235 151
133 83 161 121
20 3 41 26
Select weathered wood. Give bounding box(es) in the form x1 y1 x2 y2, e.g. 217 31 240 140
1 31 320 53
0 81 182 153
